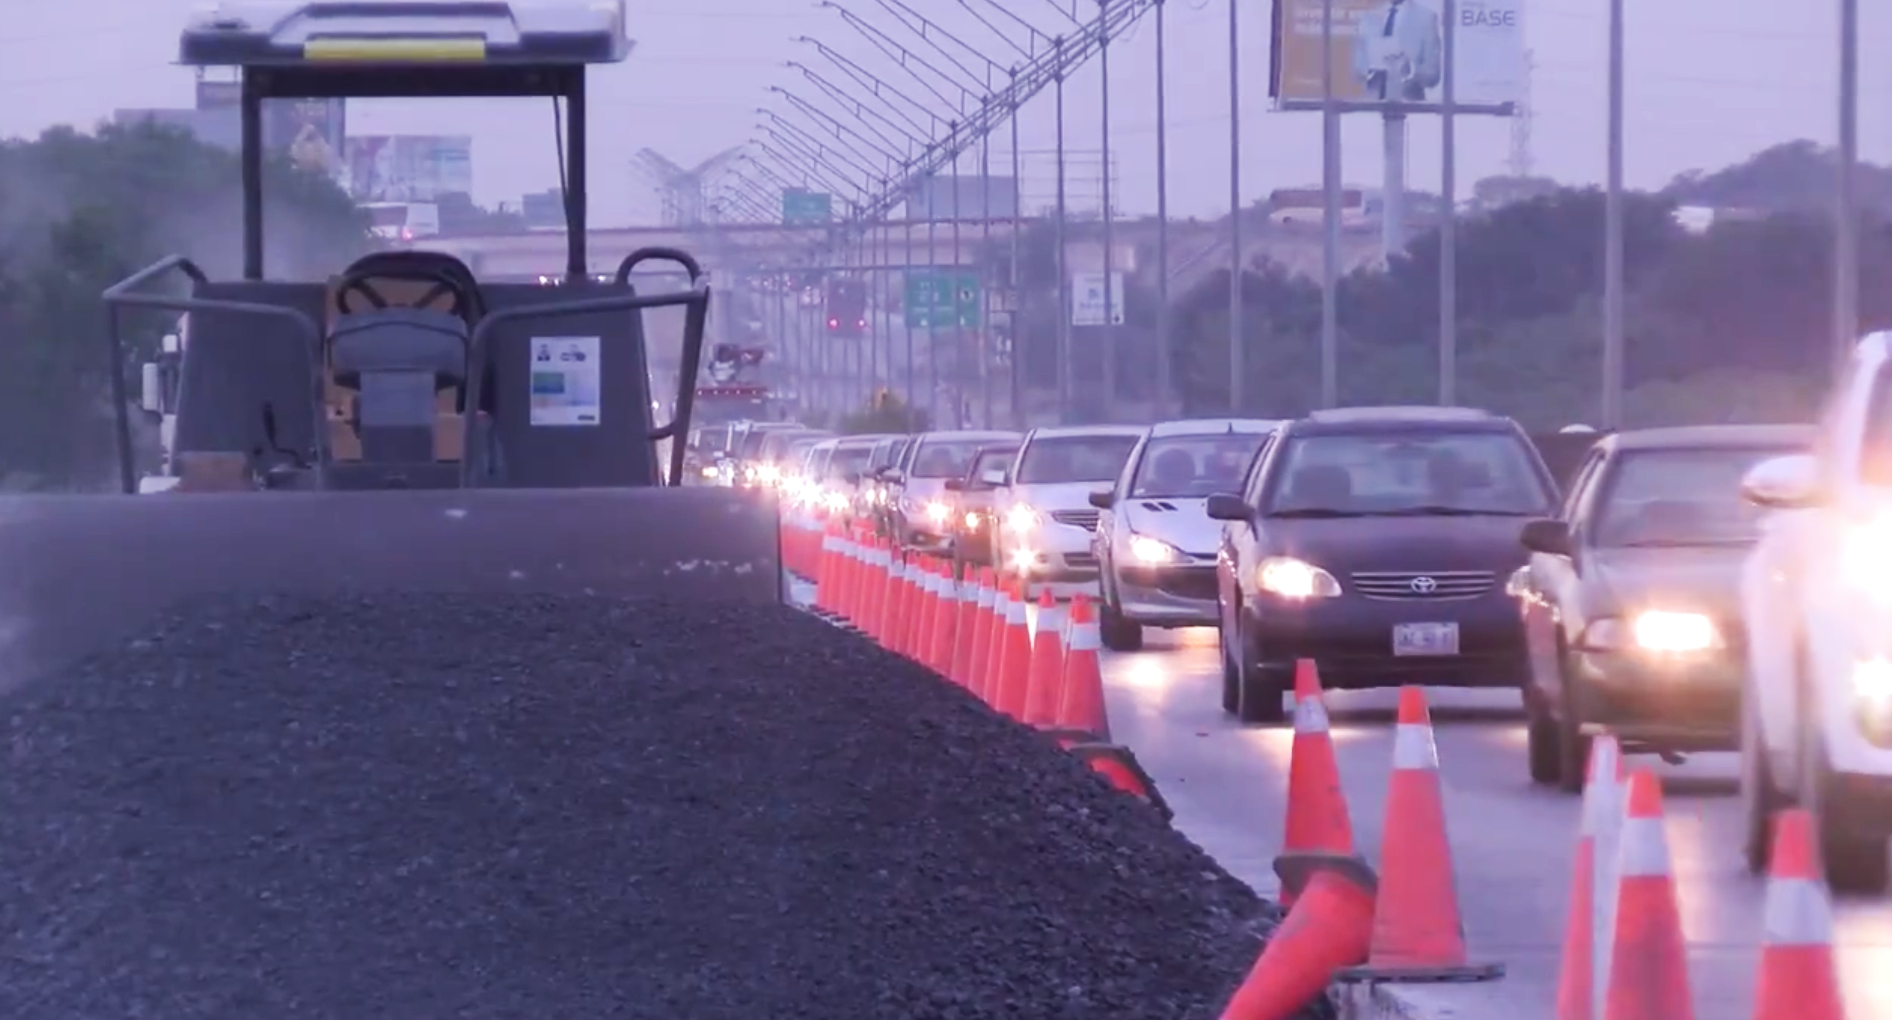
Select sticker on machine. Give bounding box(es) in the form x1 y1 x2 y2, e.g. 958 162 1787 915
529 336 601 425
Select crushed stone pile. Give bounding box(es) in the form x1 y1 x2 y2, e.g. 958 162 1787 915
0 594 1331 1020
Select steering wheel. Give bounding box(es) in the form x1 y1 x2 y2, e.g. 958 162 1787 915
333 265 473 321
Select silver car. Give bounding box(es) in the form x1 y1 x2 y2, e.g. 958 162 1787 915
1091 418 1284 650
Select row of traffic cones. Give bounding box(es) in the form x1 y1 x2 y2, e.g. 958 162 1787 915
807 520 1170 820
1220 667 1500 1020
1555 734 1846 1019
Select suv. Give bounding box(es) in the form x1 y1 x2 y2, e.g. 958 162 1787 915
1208 407 1558 723
885 430 1020 553
990 425 1147 597
1739 331 1892 891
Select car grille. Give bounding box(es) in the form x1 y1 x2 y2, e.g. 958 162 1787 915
1350 570 1496 601
1155 568 1219 601
1050 509 1101 531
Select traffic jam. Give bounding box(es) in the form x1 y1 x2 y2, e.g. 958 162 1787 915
682 401 1866 1018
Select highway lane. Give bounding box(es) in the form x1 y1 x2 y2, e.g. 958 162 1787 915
1097 627 1892 1019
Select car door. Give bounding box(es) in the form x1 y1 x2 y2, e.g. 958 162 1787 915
1524 447 1607 706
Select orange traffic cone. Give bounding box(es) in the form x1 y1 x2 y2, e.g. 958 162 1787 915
903 558 930 660
1220 852 1378 1020
1557 735 1625 1020
836 528 861 624
868 539 893 644
992 581 1034 719
1343 687 1501 981
1051 595 1109 746
1022 591 1067 725
959 568 995 693
979 578 1015 706
929 563 960 675
886 555 911 654
1753 808 1842 1020
1280 660 1353 908
813 522 838 611
1601 770 1692 1020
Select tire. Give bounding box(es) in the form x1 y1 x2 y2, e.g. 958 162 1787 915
1219 618 1241 716
1805 738 1892 893
1526 689 1562 786
1739 686 1781 875
1100 597 1144 652
1233 622 1287 725
1555 670 1593 794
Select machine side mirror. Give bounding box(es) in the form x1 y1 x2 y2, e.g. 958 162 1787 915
943 478 965 491
1088 488 1116 510
138 362 163 419
1519 518 1573 556
1204 493 1252 521
1741 453 1823 510
978 466 1008 487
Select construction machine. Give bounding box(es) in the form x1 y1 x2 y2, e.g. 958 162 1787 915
0 0 782 689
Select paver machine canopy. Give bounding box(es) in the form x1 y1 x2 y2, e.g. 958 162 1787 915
0 0 783 690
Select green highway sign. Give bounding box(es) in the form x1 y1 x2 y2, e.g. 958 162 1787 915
904 270 980 329
780 190 832 224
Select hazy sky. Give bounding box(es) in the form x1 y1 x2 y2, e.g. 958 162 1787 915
1 0 1885 226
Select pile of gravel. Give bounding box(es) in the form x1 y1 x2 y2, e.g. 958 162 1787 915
0 594 1331 1020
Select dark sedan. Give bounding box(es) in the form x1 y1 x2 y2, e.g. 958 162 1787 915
1209 407 1559 724
1514 423 1813 791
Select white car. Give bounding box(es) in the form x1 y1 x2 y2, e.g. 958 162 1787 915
1090 419 1284 650
991 425 1147 598
1739 329 1892 892
888 430 1021 554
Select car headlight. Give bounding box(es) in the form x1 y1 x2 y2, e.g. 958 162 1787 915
1504 565 1530 598
757 464 780 483
1128 534 1182 565
824 491 849 512
699 465 719 478
1256 557 1341 599
926 501 950 525
1009 546 1038 573
1578 612 1721 653
1844 519 1892 599
1855 657 1892 702
1006 504 1040 532
963 511 981 530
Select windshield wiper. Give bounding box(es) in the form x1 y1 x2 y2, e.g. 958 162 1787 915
1266 507 1374 518
1376 505 1536 517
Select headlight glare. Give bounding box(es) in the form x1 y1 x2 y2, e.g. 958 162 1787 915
1128 534 1181 564
1006 504 1039 532
926 501 950 525
1630 610 1719 652
1256 557 1341 599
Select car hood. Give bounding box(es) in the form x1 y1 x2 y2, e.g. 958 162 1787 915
1013 482 1114 511
1120 497 1222 556
1272 514 1538 574
1585 544 1748 619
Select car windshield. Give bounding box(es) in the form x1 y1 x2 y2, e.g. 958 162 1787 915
1016 435 1141 484
1130 434 1271 498
1592 446 1796 547
826 445 874 480
969 448 1017 479
738 428 787 459
1265 431 1552 515
910 440 990 478
694 426 732 455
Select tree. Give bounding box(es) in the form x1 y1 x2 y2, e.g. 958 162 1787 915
0 121 368 488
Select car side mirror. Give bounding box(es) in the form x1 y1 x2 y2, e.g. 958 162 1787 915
978 466 1008 487
943 478 965 491
883 469 905 486
1741 453 1822 510
1519 518 1573 556
845 471 862 485
1088 488 1115 510
1204 492 1252 522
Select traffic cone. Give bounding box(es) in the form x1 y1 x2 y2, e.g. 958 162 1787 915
1557 735 1626 1020
916 560 943 666
1753 808 1843 1020
1343 687 1501 981
929 563 960 675
885 554 910 654
992 581 1034 719
836 528 862 625
814 522 838 611
959 568 995 693
1022 591 1067 725
1280 659 1353 909
1220 852 1378 1020
900 558 926 659
1601 770 1692 1020
868 539 893 644
1050 595 1109 746
979 578 1014 705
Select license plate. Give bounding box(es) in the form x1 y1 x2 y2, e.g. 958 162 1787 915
1393 622 1459 656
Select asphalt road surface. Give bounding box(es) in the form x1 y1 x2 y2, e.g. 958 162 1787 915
1098 627 1892 1019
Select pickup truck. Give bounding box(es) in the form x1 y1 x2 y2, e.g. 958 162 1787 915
1739 329 1892 892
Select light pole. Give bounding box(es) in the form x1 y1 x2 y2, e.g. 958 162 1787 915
1153 0 1171 416
1228 0 1243 413
1836 0 1859 377
1438 0 1458 406
1601 0 1624 428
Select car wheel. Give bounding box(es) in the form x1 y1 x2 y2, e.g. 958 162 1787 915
1555 664 1593 794
1234 622 1287 725
1525 687 1562 786
1100 596 1144 652
1219 617 1240 716
1739 685 1782 875
1807 742 1892 894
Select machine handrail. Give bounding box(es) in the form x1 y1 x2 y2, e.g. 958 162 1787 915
101 256 331 493
459 280 713 487
614 247 704 286
615 248 713 483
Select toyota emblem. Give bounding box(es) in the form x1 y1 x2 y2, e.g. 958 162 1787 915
1409 576 1438 594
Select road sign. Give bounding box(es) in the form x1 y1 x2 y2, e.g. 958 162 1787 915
781 190 832 224
904 270 980 330
1071 271 1126 326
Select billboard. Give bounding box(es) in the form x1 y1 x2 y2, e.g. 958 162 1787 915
1269 0 1523 111
263 98 348 178
345 135 474 202
904 174 1020 222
